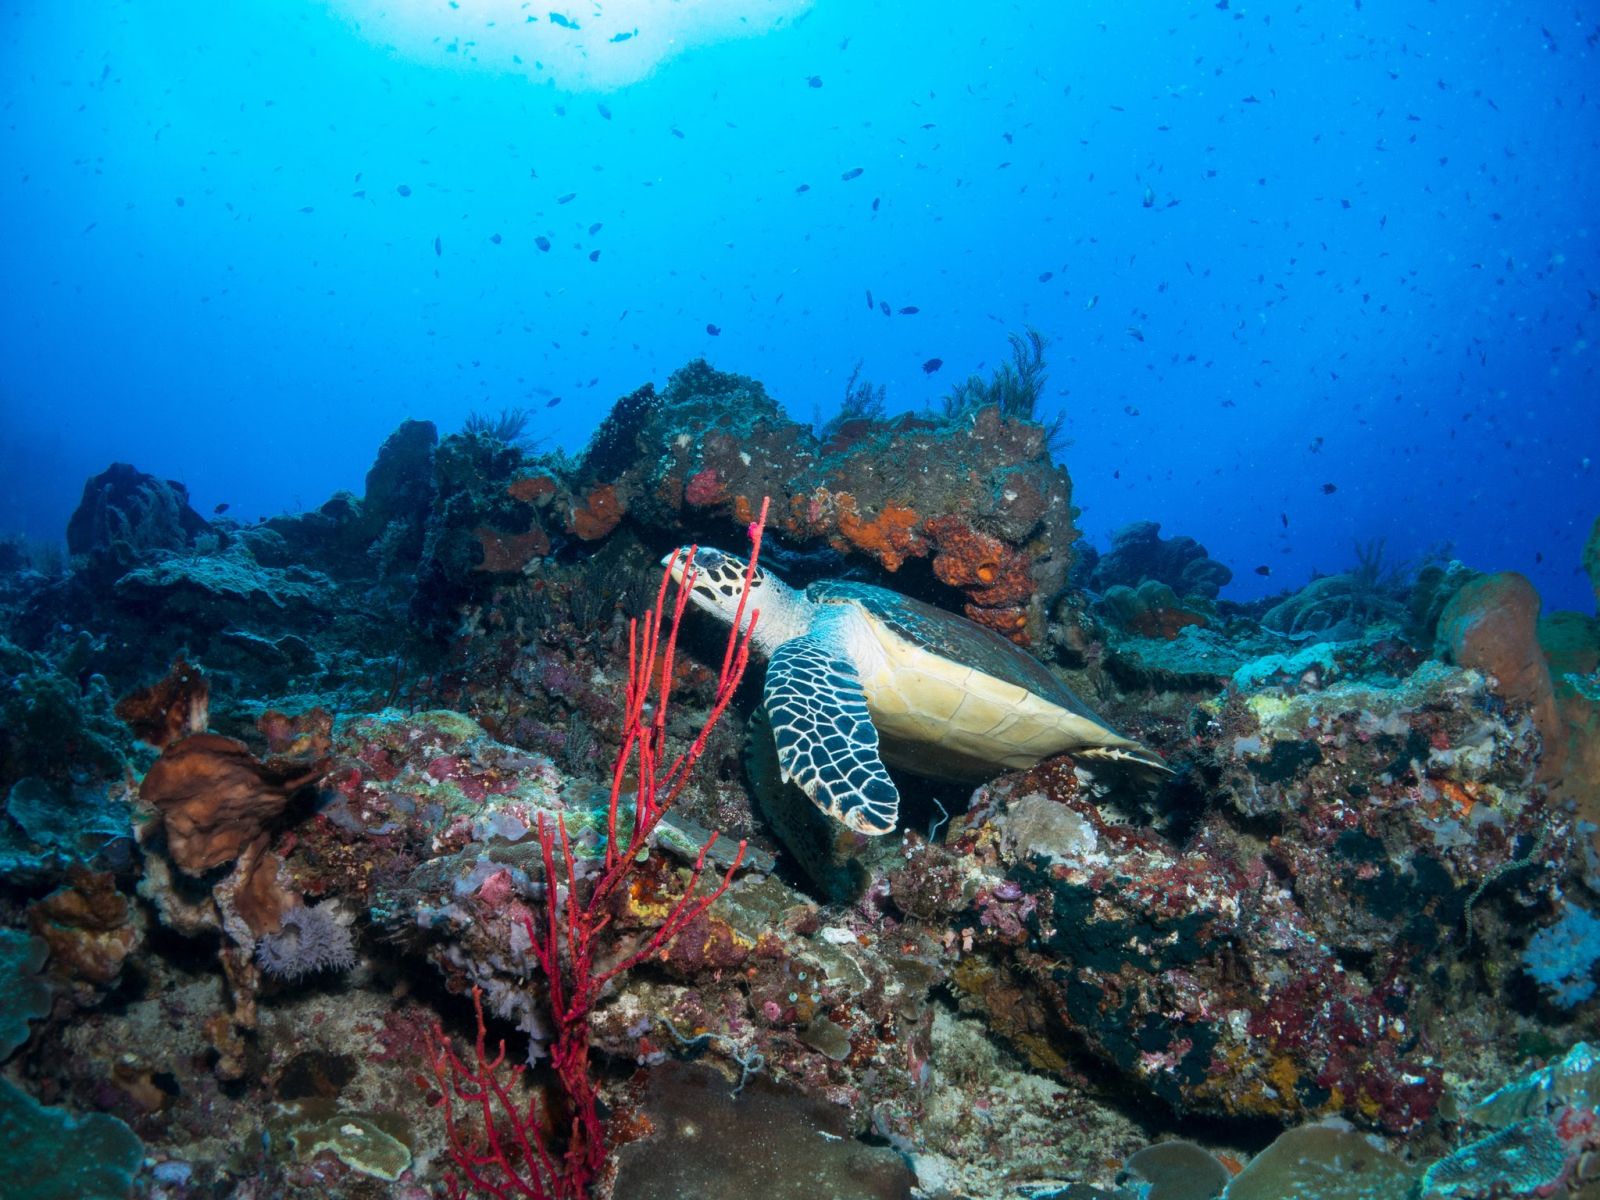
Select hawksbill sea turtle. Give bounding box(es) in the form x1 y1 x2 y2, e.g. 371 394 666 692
664 546 1170 837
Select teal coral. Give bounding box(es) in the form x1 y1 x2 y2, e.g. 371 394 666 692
1419 1118 1568 1198
1230 642 1340 690
0 637 126 791
1469 1041 1599 1125
0 1078 143 1200
1417 1042 1600 1198
113 545 333 621
1522 903 1600 1007
0 928 51 1059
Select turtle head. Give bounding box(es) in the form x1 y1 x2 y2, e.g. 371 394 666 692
661 546 762 618
660 546 798 651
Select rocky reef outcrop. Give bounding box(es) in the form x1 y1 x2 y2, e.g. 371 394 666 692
407 360 1080 645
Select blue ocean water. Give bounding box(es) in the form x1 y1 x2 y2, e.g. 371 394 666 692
1 0 1596 609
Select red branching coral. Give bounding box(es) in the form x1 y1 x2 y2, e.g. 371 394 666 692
424 500 770 1200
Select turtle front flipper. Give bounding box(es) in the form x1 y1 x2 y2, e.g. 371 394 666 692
764 608 900 836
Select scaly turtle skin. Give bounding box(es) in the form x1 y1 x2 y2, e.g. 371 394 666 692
665 547 1169 836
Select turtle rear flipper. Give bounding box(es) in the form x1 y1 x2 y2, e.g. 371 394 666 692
765 607 900 836
1073 742 1174 790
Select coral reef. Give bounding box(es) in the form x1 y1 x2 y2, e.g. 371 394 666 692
66 462 209 563
1097 578 1210 640
1261 539 1412 637
1 366 1598 1200
1085 519 1234 601
561 358 1080 643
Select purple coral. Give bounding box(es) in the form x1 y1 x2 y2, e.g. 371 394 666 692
255 904 356 982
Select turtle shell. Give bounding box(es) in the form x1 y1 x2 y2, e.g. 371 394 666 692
804 580 1111 729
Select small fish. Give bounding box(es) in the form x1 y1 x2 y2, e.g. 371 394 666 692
214 502 230 514
879 300 890 316
898 305 919 315
706 323 721 336
299 206 314 213
1038 270 1053 282
588 222 603 234
1321 482 1338 494
806 75 823 88
1254 565 1271 576
1280 512 1288 528
841 167 864 181
588 250 600 262
596 103 612 120
491 233 502 244
670 127 685 139
1113 469 1121 479
434 235 442 256
1123 405 1141 416
549 11 578 29
397 184 412 197
795 183 810 193
535 235 552 251
609 30 635 43
1084 294 1099 311
556 192 576 204
546 397 562 407
866 289 874 309
1142 185 1155 208
872 197 880 211
1126 326 1145 342
922 358 943 374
